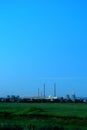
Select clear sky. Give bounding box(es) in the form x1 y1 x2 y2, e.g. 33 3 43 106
0 0 87 97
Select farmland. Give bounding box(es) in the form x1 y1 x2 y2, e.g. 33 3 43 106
0 103 87 130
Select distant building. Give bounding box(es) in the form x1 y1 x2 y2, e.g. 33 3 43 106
65 94 70 100
0 98 6 102
71 93 76 102
47 95 58 101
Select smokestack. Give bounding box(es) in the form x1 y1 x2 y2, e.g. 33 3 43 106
38 88 39 97
54 83 56 97
44 83 45 98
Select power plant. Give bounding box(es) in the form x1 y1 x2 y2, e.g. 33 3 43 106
0 83 86 103
36 83 58 100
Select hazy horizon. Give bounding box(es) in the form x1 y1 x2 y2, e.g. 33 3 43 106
0 0 87 97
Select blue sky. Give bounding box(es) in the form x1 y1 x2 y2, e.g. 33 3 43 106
0 0 87 97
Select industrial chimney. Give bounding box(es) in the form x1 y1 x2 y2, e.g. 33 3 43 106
44 83 46 98
38 88 40 98
54 83 56 97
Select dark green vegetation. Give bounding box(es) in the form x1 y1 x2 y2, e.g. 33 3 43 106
0 103 87 130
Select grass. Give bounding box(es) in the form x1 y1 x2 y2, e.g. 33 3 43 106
0 103 87 129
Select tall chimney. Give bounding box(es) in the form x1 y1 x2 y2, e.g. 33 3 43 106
54 83 56 97
38 88 39 97
44 83 45 98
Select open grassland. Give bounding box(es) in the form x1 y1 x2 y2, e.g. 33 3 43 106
0 103 87 129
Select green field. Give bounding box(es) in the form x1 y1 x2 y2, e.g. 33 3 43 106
0 103 87 130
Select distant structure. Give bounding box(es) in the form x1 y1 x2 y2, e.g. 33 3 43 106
47 83 58 101
38 88 40 98
0 84 87 103
66 94 70 100
71 93 76 102
44 83 46 98
54 83 56 97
